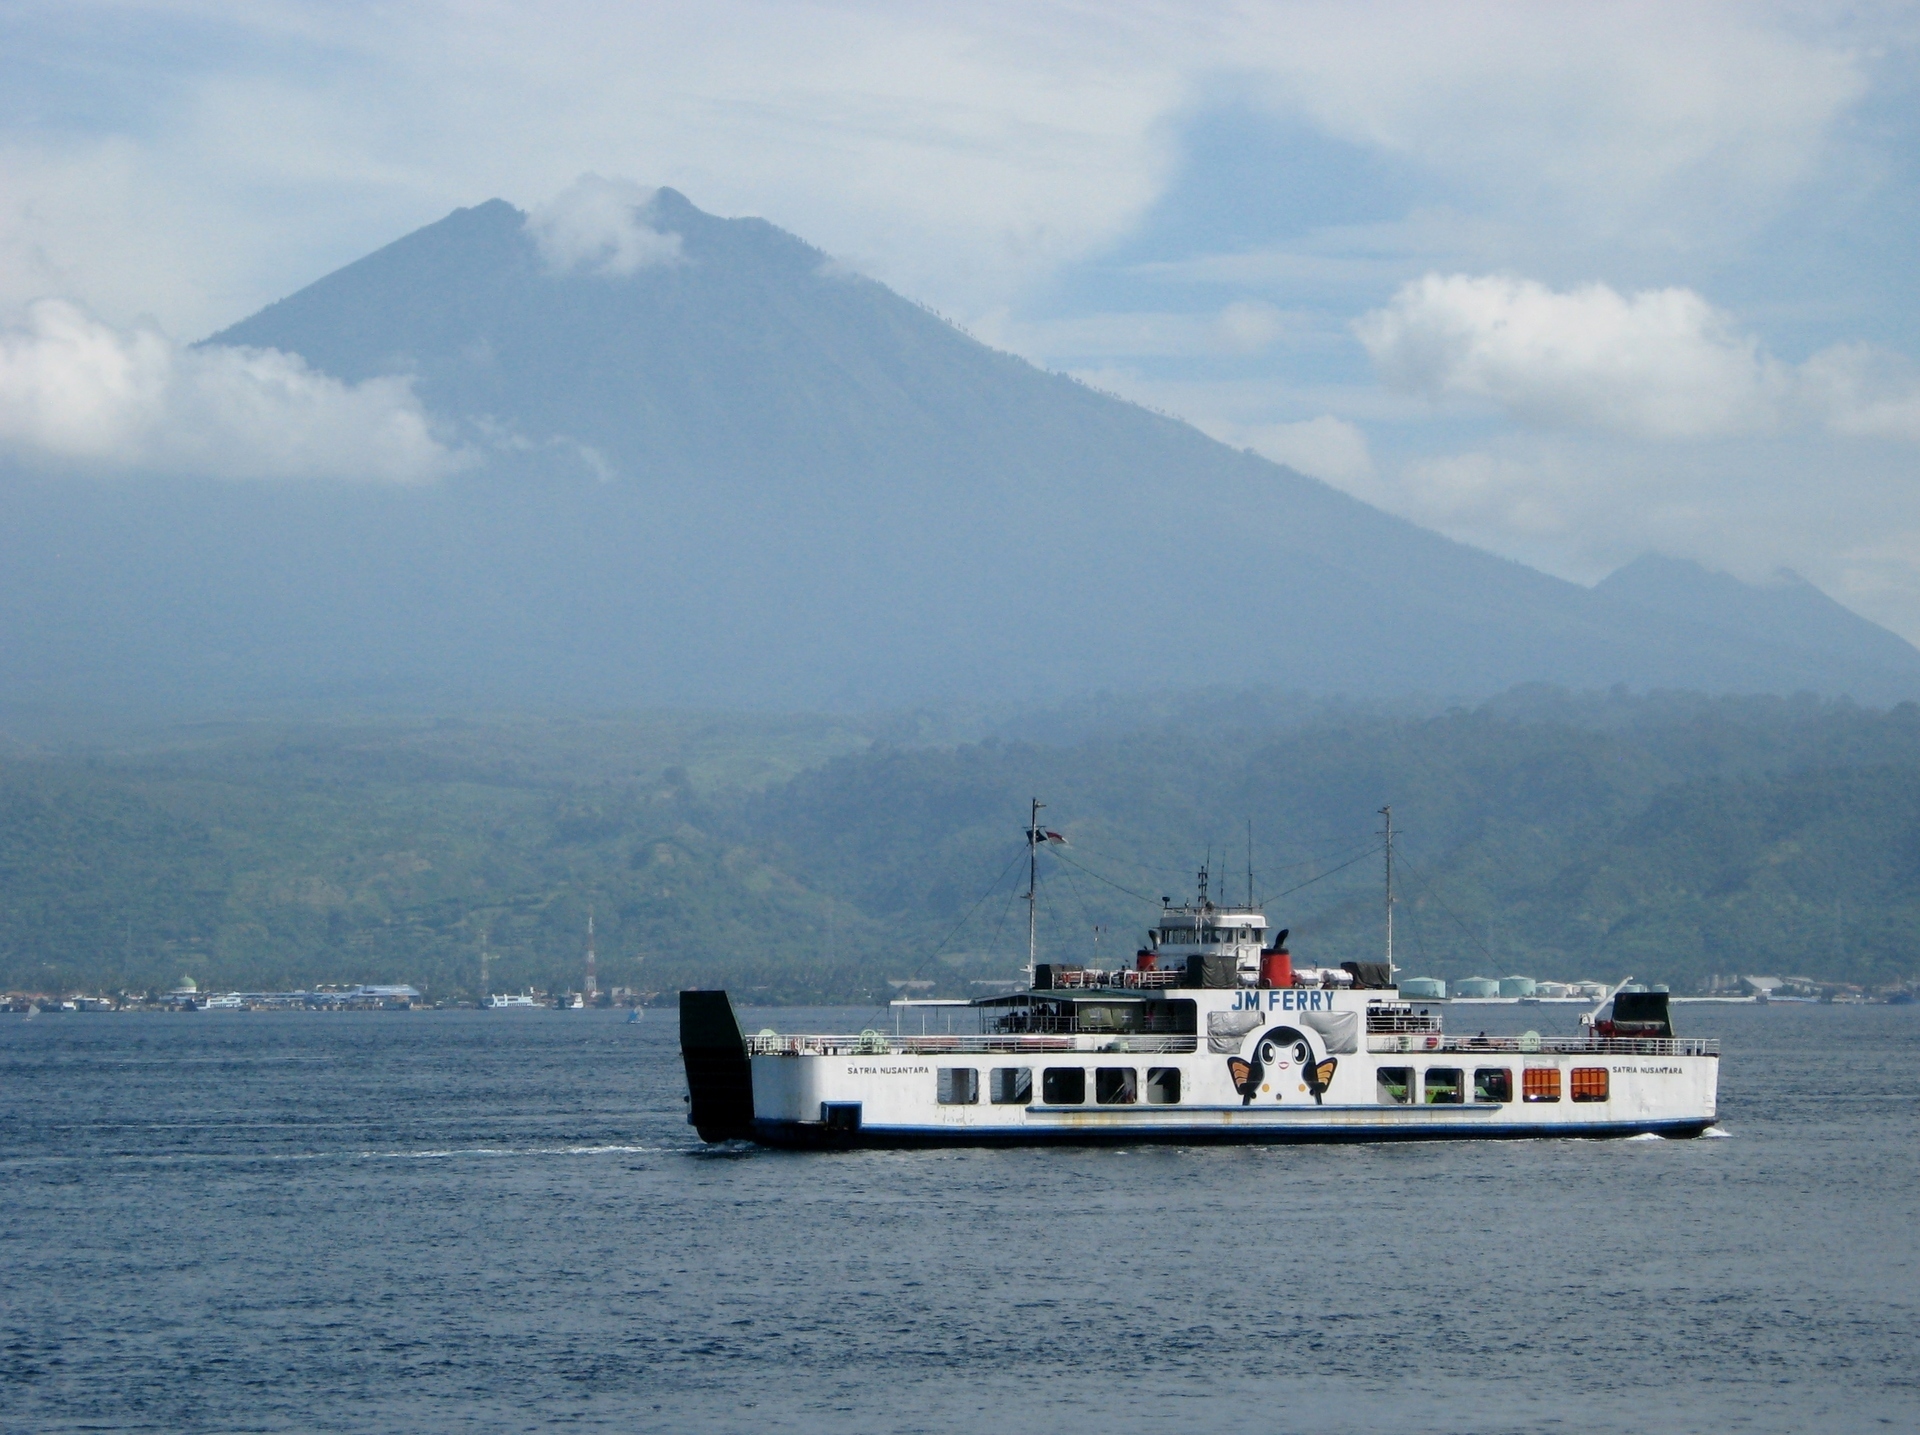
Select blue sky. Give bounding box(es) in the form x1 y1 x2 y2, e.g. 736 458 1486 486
4 1 1920 634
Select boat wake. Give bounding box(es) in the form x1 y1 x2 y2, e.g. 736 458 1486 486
359 1143 662 1160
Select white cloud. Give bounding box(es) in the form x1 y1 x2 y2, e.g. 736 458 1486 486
0 300 459 482
1359 273 1920 444
1355 273 1787 438
1224 4 1866 261
1386 446 1620 549
0 3 1881 337
1798 343 1920 444
526 174 683 276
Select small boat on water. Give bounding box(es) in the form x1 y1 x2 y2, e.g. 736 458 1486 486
681 804 1721 1148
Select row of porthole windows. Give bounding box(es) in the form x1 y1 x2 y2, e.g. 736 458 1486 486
938 1066 1183 1106
1376 1066 1610 1105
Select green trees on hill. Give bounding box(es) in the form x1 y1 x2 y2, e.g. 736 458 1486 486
3 692 1917 1000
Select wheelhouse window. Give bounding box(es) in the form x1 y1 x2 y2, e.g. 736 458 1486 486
1523 1067 1561 1103
990 1067 1032 1105
1571 1067 1610 1102
1377 1067 1413 1105
1095 1068 1138 1105
1145 1067 1181 1104
1423 1068 1464 1104
937 1068 978 1105
1474 1068 1513 1104
1042 1067 1086 1105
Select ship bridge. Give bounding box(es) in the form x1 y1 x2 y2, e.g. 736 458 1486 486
1147 899 1271 985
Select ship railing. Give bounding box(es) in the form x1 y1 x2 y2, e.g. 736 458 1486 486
1365 1013 1445 1034
1365 1035 1720 1057
1044 968 1188 990
742 1033 1202 1057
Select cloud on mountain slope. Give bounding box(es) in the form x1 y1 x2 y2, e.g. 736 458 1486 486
1237 415 1375 486
526 174 684 277
0 300 459 482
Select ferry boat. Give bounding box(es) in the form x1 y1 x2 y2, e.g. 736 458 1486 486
681 805 1721 1147
485 991 542 1010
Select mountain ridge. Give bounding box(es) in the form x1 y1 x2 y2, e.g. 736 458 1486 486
1595 553 1917 675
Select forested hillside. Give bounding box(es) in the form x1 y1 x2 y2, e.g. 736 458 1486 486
4 691 1918 1000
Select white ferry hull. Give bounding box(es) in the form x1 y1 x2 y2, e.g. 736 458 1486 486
742 1051 1717 1148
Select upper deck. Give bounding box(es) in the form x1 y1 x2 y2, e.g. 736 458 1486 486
743 987 1717 1061
741 960 1716 1063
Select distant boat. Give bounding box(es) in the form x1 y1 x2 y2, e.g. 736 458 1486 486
485 992 541 1010
626 1008 642 1023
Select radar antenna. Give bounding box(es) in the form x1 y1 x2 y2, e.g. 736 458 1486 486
1379 805 1395 980
1246 818 1256 907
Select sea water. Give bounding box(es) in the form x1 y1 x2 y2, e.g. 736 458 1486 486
3 1003 1916 1434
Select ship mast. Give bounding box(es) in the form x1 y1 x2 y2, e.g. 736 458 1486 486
1380 804 1395 979
585 908 597 1004
1025 798 1045 984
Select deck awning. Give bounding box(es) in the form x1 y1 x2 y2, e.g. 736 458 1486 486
970 990 1161 1008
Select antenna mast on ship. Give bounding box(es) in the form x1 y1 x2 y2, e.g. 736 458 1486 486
1025 798 1045 985
1380 805 1396 979
584 908 598 1005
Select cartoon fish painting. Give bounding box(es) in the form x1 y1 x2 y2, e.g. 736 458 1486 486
1226 1025 1339 1105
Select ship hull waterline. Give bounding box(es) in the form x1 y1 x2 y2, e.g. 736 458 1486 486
740 1113 1716 1150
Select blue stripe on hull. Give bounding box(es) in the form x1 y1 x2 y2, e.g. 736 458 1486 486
748 1117 1717 1150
